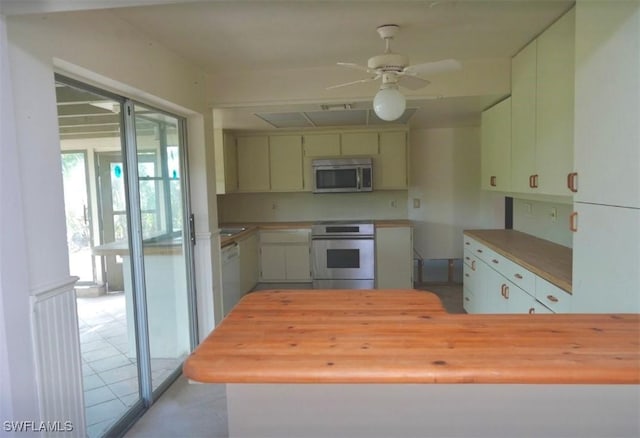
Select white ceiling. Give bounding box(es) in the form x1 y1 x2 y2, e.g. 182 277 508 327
6 0 575 130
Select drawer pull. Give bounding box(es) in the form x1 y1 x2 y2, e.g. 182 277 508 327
528 308 535 314
465 297 470 302
492 259 499 264
465 256 470 261
514 273 523 280
465 273 470 278
477 249 483 253
471 260 476 271
500 284 505 298
465 242 470 246
504 285 509 299
490 176 497 187
547 295 559 303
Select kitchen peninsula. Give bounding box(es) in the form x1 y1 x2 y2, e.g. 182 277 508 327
184 289 640 438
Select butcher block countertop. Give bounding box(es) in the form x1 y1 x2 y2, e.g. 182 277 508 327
465 229 572 293
183 290 639 385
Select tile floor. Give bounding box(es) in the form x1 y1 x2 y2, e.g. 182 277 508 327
76 293 183 438
123 283 464 438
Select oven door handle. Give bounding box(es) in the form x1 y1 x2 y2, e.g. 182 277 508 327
356 168 362 190
311 236 374 241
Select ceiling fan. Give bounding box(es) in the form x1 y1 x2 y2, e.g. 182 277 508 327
328 24 461 121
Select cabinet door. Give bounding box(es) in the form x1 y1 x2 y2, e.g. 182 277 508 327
505 283 536 314
260 245 286 281
574 2 640 208
270 135 303 192
223 132 238 193
302 133 341 191
480 97 511 192
375 227 413 289
239 233 259 294
285 245 311 282
536 9 575 196
376 131 408 190
237 136 270 192
482 265 509 313
341 132 379 156
572 202 640 313
303 133 340 157
511 41 537 193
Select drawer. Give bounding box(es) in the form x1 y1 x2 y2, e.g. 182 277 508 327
463 249 475 268
535 277 572 313
260 230 310 244
480 247 535 295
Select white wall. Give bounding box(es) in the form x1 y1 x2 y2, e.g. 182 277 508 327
512 198 573 247
3 8 218 429
218 191 408 223
408 127 504 260
0 14 41 426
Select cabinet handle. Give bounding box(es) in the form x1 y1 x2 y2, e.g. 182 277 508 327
567 172 578 193
514 273 523 280
547 295 559 303
528 307 535 314
471 260 476 271
492 259 499 264
504 285 509 299
477 249 483 253
528 175 534 188
465 256 470 261
465 242 470 246
532 174 539 188
490 176 497 187
465 297 470 302
569 211 578 232
465 273 470 278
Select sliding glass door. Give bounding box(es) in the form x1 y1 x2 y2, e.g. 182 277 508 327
55 76 197 438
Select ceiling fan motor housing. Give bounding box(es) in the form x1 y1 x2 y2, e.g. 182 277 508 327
367 53 409 72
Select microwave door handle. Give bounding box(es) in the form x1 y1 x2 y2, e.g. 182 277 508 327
356 168 362 190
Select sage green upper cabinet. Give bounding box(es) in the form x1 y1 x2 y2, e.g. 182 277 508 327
269 135 304 192
535 8 575 196
341 132 379 156
510 8 575 196
511 41 537 194
376 131 408 189
302 133 340 191
237 135 270 192
215 130 238 194
303 133 340 157
481 97 512 192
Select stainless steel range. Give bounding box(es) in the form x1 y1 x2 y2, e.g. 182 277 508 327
311 221 374 289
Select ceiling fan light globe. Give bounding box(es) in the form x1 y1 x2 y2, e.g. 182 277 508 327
373 87 406 121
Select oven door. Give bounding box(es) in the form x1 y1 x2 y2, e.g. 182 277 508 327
312 238 374 281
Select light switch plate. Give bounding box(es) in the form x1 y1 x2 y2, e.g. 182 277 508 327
413 198 421 208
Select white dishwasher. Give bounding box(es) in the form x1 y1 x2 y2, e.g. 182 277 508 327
221 243 241 316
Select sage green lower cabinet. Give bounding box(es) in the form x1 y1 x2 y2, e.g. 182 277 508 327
259 230 311 282
238 232 259 294
462 235 568 314
375 227 413 289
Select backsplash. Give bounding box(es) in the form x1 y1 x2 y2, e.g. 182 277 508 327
512 198 573 248
218 191 408 223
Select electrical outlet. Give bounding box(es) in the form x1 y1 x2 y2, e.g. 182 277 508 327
550 207 557 222
413 198 421 208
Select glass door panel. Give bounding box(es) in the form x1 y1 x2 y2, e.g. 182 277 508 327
55 81 142 438
61 151 95 283
133 103 192 391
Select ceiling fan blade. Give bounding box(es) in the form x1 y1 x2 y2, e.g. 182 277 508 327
326 76 379 90
404 59 462 76
337 62 377 75
397 74 430 90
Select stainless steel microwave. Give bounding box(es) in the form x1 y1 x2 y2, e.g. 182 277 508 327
312 158 373 193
